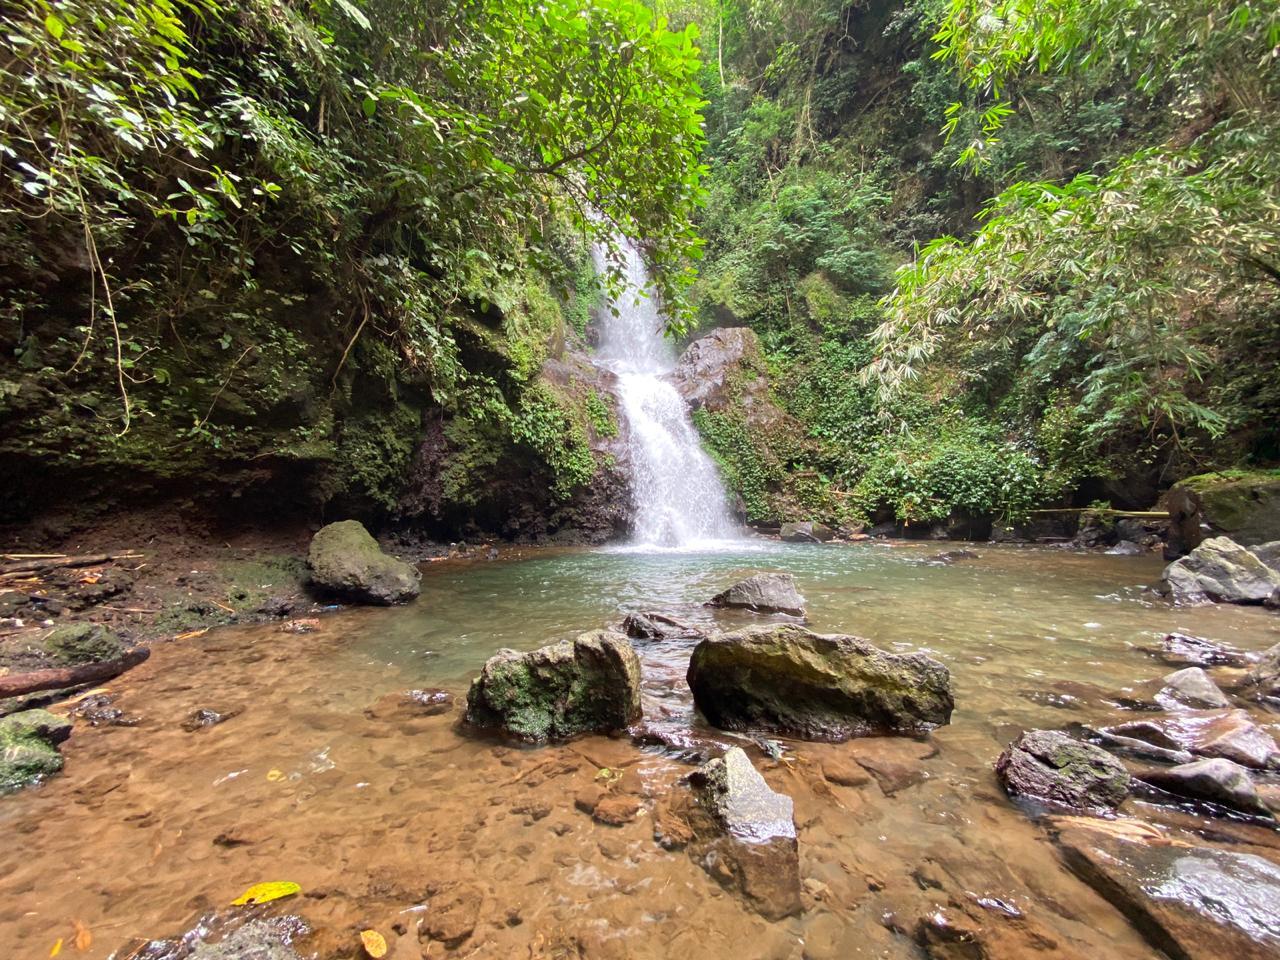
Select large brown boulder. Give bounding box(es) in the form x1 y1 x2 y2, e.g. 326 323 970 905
464 630 641 742
687 624 954 740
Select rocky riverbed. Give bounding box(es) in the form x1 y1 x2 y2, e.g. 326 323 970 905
1 540 1278 959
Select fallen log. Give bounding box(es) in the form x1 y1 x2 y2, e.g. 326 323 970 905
0 646 150 699
0 552 144 578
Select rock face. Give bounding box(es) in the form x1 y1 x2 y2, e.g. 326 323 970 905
1140 758 1272 817
1166 470 1280 555
1055 818 1280 960
0 709 73 794
779 521 834 543
706 573 806 617
1160 536 1280 604
1244 641 1280 702
671 327 765 411
687 624 954 740
307 520 420 604
465 631 641 741
1156 667 1232 710
1104 709 1280 770
994 730 1130 813
685 747 801 921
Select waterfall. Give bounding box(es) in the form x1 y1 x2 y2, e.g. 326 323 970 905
591 239 739 549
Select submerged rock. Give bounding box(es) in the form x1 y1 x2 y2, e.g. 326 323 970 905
1055 817 1280 960
779 521 834 543
465 630 641 742
1140 758 1272 817
620 611 704 641
1106 540 1143 556
1155 632 1250 667
686 746 801 921
306 519 420 605
994 730 1130 813
707 572 806 617
1103 709 1279 770
0 708 73 794
1159 536 1280 605
1156 667 1232 710
687 623 953 740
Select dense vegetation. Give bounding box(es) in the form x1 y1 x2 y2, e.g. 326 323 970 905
0 0 702 531
676 0 1279 528
2 0 1277 537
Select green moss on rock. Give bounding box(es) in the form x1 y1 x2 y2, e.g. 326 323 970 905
42 624 125 665
465 630 642 742
0 709 72 794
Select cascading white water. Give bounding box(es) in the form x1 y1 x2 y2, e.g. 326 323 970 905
591 239 739 549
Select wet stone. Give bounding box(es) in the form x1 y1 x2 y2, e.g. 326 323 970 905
0 709 72 794
682 746 802 921
620 611 704 641
1140 758 1272 817
1104 709 1280 770
70 692 141 727
1055 818 1280 960
181 707 237 732
995 730 1130 813
688 623 954 740
1156 667 1232 710
1156 633 1250 668
465 630 641 742
706 572 806 617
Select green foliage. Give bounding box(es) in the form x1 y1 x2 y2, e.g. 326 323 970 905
510 384 597 500
0 0 710 522
585 390 618 438
692 408 782 522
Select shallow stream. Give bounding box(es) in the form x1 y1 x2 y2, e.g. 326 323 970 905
2 541 1278 958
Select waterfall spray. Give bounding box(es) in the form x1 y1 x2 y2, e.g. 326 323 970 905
591 239 739 549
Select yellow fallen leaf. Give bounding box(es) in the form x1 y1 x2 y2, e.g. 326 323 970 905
49 938 63 957
230 881 301 906
72 920 92 951
360 929 388 958
266 769 285 782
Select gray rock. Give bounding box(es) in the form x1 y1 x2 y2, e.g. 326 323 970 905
686 746 801 920
1106 540 1143 556
1141 758 1272 817
1156 667 1232 710
706 572 805 617
465 630 641 742
1157 632 1249 667
1104 709 1279 770
1056 819 1280 960
994 730 1130 813
1160 536 1280 605
779 521 834 543
687 623 954 740
307 519 420 605
0 708 73 794
1244 641 1280 702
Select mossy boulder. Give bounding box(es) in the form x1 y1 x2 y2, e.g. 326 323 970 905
306 520 420 605
1167 469 1280 554
465 630 642 742
687 624 954 740
0 708 73 794
42 623 126 665
995 730 1129 813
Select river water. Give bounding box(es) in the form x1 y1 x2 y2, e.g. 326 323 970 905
1 541 1277 958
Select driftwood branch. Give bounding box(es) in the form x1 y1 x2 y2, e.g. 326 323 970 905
0 552 143 579
0 647 150 699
